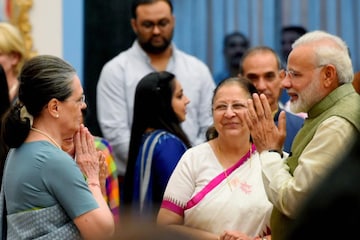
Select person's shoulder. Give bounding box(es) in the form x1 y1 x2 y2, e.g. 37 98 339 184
102 48 133 67
101 41 139 68
154 131 184 147
158 131 180 141
173 48 214 83
173 47 209 68
21 141 65 155
22 142 75 167
154 132 188 158
283 111 305 131
177 142 216 166
284 110 305 122
184 141 210 155
98 48 136 82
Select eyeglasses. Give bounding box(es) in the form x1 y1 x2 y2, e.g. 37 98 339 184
140 19 171 32
279 65 326 79
65 94 86 105
279 69 298 79
79 94 86 104
213 102 247 113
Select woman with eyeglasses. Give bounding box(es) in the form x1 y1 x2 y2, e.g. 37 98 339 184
61 109 120 223
0 55 115 239
157 77 273 240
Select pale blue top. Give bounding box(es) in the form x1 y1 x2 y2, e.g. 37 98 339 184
4 141 98 219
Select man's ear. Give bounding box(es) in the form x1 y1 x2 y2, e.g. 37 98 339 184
131 18 138 34
322 64 337 88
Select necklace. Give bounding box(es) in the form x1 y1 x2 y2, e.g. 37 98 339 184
30 127 61 149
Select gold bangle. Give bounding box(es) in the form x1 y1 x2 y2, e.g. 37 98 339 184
88 182 100 188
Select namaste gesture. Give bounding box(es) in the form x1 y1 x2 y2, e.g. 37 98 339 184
244 93 287 153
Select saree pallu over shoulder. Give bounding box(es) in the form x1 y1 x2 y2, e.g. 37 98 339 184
6 204 81 239
183 145 271 237
186 144 256 210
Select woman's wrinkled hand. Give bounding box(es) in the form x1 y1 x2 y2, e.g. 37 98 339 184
74 124 101 183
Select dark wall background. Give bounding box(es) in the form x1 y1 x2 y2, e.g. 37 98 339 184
84 0 135 136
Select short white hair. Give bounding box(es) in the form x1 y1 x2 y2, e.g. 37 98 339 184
292 30 353 84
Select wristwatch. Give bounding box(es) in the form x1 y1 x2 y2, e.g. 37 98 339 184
268 149 283 158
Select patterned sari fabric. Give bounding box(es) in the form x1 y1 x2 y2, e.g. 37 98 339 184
94 137 120 222
6 204 82 239
161 143 272 238
0 183 81 240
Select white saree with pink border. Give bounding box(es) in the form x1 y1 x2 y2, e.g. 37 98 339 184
161 142 272 238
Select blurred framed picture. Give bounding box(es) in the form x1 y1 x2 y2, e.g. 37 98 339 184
0 0 10 21
1 0 36 57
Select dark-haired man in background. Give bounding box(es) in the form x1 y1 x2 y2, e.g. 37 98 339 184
214 31 249 85
280 25 307 105
97 0 215 188
281 25 307 64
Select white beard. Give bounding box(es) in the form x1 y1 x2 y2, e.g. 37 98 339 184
290 78 322 113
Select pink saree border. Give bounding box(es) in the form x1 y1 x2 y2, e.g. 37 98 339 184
185 144 256 210
161 199 185 217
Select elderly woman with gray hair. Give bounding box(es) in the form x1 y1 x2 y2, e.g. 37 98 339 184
0 55 115 239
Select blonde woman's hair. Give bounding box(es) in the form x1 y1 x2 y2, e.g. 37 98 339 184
0 22 27 76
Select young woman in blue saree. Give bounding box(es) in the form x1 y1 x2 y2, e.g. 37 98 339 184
123 71 191 220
